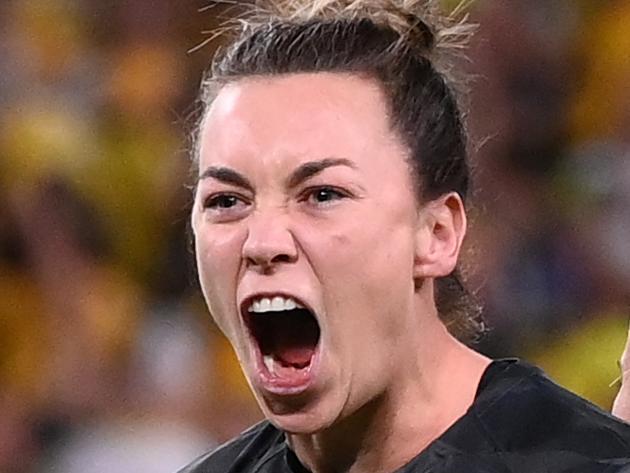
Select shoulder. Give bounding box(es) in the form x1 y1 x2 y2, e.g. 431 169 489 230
176 421 285 473
473 359 630 457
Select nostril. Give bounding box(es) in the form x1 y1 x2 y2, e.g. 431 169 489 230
241 217 299 269
271 254 293 264
246 252 295 271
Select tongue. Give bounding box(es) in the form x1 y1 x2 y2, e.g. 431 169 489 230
266 310 319 367
275 346 314 367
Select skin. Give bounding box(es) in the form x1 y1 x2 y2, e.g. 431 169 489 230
191 72 490 473
613 323 630 423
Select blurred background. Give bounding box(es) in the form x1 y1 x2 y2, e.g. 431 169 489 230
0 0 628 471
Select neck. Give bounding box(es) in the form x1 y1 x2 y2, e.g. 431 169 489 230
287 310 490 473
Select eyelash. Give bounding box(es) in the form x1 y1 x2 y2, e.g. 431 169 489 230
202 193 249 211
299 186 350 206
201 186 350 215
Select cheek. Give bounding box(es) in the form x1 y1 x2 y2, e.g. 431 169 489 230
311 226 414 402
302 219 415 333
328 218 414 286
194 224 244 333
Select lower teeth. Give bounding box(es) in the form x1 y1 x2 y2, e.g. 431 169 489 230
263 354 276 375
263 354 309 376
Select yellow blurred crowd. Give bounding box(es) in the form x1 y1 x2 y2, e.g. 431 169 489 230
0 1 629 472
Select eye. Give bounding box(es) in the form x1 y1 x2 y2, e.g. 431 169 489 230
302 186 349 206
202 193 249 215
205 194 240 209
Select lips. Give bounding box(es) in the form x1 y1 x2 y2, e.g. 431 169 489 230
240 293 322 395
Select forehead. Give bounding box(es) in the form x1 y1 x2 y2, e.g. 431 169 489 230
198 72 407 170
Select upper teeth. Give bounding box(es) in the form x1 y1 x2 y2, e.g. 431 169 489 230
248 296 304 313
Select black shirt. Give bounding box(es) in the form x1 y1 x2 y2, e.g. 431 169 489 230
178 359 630 472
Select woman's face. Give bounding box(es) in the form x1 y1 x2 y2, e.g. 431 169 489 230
192 72 427 434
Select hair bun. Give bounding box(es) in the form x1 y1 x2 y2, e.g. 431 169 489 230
401 11 435 53
234 0 476 66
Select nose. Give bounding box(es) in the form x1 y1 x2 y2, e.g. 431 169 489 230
242 212 298 271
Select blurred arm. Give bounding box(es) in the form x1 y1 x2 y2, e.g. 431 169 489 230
612 322 630 422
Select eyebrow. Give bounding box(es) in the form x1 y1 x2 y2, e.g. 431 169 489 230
198 166 255 192
286 158 357 188
197 157 356 191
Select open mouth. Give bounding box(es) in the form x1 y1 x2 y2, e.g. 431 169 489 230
243 295 321 391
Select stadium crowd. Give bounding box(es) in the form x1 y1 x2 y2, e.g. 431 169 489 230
0 0 629 471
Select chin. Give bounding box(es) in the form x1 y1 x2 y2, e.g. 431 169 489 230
259 393 341 435
269 411 336 435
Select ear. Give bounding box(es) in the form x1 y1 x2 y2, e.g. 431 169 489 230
413 192 467 279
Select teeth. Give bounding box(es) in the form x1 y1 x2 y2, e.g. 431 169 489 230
248 295 304 313
271 296 284 311
260 298 271 312
263 355 275 374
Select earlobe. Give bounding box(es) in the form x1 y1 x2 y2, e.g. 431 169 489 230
413 192 467 279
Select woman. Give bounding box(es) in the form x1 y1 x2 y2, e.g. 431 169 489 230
182 1 630 471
